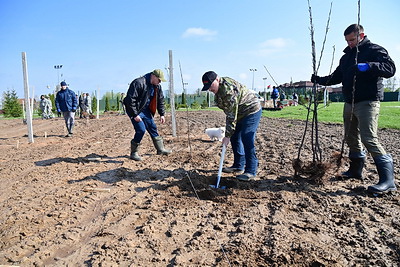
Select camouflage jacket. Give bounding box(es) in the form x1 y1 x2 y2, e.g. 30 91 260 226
215 77 261 137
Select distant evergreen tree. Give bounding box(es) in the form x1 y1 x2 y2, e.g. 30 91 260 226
49 94 56 112
105 96 110 112
2 89 23 117
201 99 208 109
191 101 200 109
92 95 97 113
181 92 186 106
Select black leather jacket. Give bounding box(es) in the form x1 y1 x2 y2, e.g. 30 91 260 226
318 37 396 103
123 73 165 118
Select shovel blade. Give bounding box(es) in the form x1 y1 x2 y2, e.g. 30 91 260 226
209 184 227 189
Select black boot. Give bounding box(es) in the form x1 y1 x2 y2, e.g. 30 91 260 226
130 140 142 161
342 151 366 179
152 136 172 155
368 154 397 194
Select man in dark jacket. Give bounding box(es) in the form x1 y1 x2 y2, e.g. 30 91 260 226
271 86 279 108
55 81 78 137
123 69 171 161
312 24 396 194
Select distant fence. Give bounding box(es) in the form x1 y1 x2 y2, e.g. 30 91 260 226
329 92 400 102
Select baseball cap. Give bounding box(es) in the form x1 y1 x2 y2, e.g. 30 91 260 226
60 81 67 86
201 71 217 91
152 69 166 82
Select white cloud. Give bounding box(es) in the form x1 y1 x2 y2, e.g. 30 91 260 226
182 27 217 40
259 38 292 49
247 38 294 57
239 73 248 80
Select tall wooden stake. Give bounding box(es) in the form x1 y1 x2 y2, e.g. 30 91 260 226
21 52 34 143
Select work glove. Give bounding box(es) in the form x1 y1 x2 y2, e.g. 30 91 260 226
311 74 320 84
357 63 370 72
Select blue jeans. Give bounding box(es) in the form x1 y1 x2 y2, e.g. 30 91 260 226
130 108 159 143
230 109 262 175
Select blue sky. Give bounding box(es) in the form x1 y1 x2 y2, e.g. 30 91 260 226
1 0 399 99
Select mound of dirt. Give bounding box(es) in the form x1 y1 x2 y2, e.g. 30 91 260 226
0 110 399 266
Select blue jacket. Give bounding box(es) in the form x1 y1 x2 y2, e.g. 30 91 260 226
55 88 78 112
271 88 279 99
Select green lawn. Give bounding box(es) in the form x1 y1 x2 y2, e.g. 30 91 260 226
262 102 400 130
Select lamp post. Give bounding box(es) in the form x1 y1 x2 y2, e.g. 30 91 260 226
183 82 188 105
263 77 268 101
183 82 188 94
249 68 257 90
54 65 63 84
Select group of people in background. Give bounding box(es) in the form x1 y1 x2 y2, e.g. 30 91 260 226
270 86 298 108
78 92 92 119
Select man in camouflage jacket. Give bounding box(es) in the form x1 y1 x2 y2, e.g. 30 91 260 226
202 71 262 181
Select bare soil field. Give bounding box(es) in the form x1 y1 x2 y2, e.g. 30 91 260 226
0 110 399 266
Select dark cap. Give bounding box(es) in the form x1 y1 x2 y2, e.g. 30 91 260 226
201 71 217 91
60 81 67 86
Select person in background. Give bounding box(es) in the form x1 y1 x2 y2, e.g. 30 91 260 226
79 93 88 119
45 95 54 118
55 81 78 137
119 93 126 115
292 92 298 106
201 71 262 181
271 86 279 108
279 90 286 101
123 69 172 161
86 93 92 115
311 24 396 194
39 95 51 119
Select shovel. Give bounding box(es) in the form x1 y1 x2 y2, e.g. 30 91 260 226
210 143 227 189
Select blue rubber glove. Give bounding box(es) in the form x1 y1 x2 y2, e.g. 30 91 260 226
357 63 370 72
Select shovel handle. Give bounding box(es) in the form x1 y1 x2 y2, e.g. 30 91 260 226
216 144 227 188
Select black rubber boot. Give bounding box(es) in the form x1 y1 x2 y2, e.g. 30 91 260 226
368 154 397 194
152 136 172 155
130 140 142 161
342 151 366 179
342 158 365 179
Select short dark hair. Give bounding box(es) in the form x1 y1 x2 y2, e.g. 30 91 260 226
344 24 364 36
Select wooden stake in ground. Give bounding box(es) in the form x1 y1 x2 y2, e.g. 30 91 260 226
168 50 177 137
21 52 34 143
